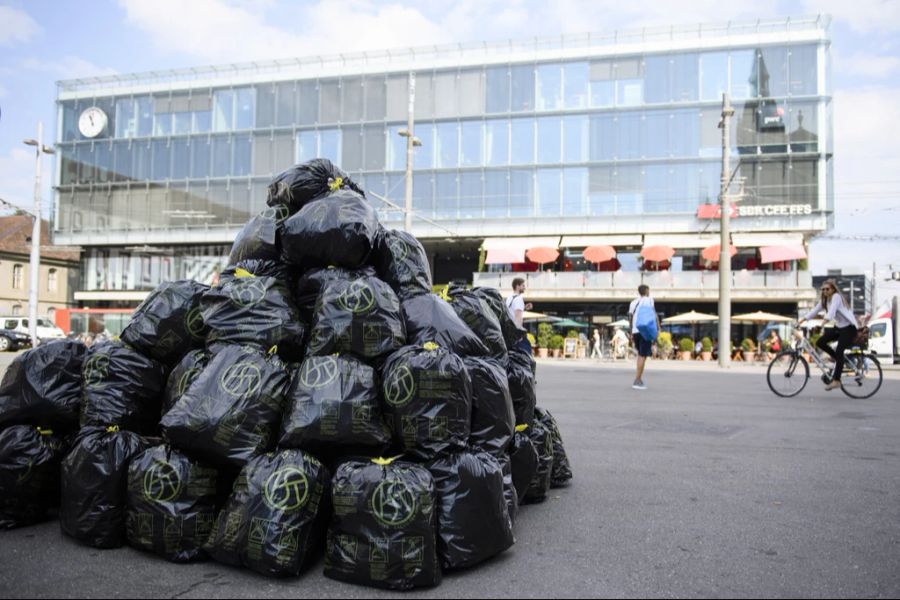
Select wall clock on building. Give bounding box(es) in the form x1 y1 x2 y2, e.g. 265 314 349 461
78 106 107 138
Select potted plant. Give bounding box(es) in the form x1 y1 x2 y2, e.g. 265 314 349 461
741 337 756 362
678 337 694 360
700 336 713 361
550 334 565 358
536 323 552 358
657 331 673 360
527 332 537 355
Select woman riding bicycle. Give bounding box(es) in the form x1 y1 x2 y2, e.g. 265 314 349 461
798 278 857 391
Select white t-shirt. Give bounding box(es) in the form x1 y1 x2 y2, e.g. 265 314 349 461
804 293 857 328
629 296 655 334
506 294 525 322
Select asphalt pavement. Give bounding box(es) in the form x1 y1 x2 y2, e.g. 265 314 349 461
1 354 899 598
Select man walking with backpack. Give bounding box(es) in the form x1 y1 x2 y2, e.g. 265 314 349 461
629 284 660 390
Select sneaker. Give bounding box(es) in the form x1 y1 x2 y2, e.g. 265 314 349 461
824 380 842 391
632 381 647 390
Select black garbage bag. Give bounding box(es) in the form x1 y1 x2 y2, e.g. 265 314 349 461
381 344 471 461
471 286 527 349
498 455 518 525
522 419 554 505
464 357 514 458
324 458 440 590
60 426 150 548
508 426 538 502
293 266 378 322
281 189 380 270
204 448 331 577
161 344 292 468
80 340 166 435
535 406 573 488
507 350 536 427
121 280 209 364
125 444 218 562
229 204 290 264
201 271 306 352
509 345 537 376
220 259 291 283
0 339 87 432
308 270 405 360
446 287 506 360
279 356 390 459
371 229 432 300
267 158 364 214
0 425 66 529
401 294 489 358
427 450 514 570
162 349 211 416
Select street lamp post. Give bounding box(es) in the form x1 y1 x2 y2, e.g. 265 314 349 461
398 72 421 232
23 122 55 346
717 93 735 368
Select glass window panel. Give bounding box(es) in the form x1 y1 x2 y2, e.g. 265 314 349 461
115 99 135 138
510 65 535 112
617 58 643 79
460 171 482 219
670 109 699 157
95 141 112 183
484 169 508 218
60 146 76 185
233 135 252 177
213 90 234 132
172 139 190 179
759 47 788 98
699 109 721 157
589 166 615 214
670 163 699 212
254 133 274 176
788 101 818 153
153 112 172 136
536 64 562 111
537 117 561 164
413 173 434 218
644 164 668 212
589 114 615 161
617 113 641 159
563 115 589 162
151 140 170 180
385 75 408 121
256 83 276 128
615 165 644 214
212 136 231 177
672 53 699 102
319 81 341 124
319 129 340 164
757 159 789 204
414 72 434 119
485 119 509 166
173 112 192 135
297 81 318 125
733 101 758 154
731 49 757 99
562 167 587 216
758 99 788 153
230 181 253 223
509 169 533 217
789 45 817 95
460 121 483 167
485 66 510 113
365 76 386 121
791 158 817 205
193 111 211 134
234 87 255 130
387 126 406 171
364 125 385 170
342 77 364 122
617 78 643 106
113 141 132 181
435 172 457 219
436 122 458 168
563 62 588 109
342 128 363 172
297 131 316 163
590 80 615 107
510 118 534 165
135 97 153 137
413 124 434 170
276 82 295 127
700 52 729 101
434 71 458 118
536 168 561 216
699 163 721 204
61 101 79 142
458 69 484 117
642 112 668 158
273 133 294 173
643 55 669 103
191 137 211 178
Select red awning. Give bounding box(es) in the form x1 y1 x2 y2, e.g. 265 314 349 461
640 245 676 262
583 245 617 264
701 243 738 262
525 246 560 265
485 248 526 264
759 245 807 264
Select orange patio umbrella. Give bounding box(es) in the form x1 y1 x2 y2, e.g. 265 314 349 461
640 245 675 262
701 243 738 262
526 246 560 265
583 245 617 264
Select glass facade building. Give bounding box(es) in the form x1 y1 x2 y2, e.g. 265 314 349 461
53 17 832 307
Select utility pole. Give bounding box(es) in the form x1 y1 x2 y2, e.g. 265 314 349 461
23 122 55 347
403 72 416 233
718 94 734 368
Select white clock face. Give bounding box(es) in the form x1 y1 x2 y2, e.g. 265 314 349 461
78 107 107 138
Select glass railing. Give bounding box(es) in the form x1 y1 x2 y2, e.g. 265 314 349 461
472 270 810 291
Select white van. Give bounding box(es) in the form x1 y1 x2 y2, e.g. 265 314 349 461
1 316 66 344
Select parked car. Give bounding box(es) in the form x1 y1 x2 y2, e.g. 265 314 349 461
0 316 66 345
0 328 32 352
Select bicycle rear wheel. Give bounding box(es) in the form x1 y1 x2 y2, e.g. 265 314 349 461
840 353 883 399
767 352 809 397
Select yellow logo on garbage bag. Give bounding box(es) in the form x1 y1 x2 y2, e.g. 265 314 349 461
83 353 111 388
143 460 182 503
300 356 339 389
264 467 310 512
370 478 418 528
336 280 376 314
220 362 262 397
384 365 415 407
184 308 206 339
228 278 267 307
388 237 409 262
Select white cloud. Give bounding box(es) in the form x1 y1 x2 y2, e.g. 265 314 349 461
0 147 52 215
802 0 900 33
20 56 117 79
0 6 40 46
833 50 900 79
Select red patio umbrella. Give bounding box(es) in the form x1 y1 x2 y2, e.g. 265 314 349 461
526 246 560 265
640 245 675 262
701 243 737 262
583 245 617 264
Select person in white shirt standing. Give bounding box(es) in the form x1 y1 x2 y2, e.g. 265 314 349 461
628 285 660 390
506 278 532 328
799 278 858 391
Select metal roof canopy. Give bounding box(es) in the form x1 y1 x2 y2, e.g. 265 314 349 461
561 234 642 247
481 236 561 251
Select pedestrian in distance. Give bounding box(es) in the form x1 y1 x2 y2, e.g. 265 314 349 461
798 278 858 391
629 285 660 390
505 278 533 329
590 328 602 359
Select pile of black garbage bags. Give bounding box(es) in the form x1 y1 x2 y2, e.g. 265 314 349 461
0 159 572 591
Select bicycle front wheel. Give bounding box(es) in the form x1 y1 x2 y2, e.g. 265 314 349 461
840 353 883 399
767 352 809 397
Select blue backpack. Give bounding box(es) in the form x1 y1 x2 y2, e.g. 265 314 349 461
635 301 658 341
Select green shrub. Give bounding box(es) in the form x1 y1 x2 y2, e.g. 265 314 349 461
566 329 579 340
549 334 565 350
657 331 673 352
679 337 694 352
741 337 756 352
701 336 713 352
537 323 553 349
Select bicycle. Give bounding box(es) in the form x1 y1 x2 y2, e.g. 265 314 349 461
766 327 883 398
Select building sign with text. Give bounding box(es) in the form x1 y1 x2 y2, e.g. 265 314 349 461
696 204 813 219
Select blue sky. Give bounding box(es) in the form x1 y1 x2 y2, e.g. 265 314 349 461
1 0 899 301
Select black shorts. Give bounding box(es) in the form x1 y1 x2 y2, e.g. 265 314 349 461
632 333 652 357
